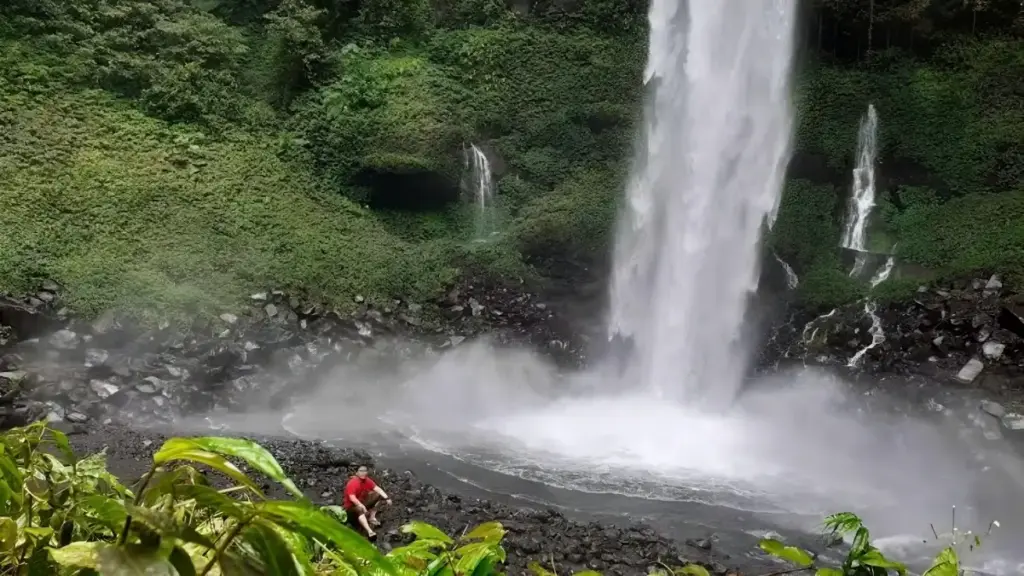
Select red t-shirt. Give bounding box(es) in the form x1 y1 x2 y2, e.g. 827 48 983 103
342 477 377 509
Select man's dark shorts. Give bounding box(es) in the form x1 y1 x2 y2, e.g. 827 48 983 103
345 492 380 528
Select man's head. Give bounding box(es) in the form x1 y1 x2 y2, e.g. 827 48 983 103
355 465 369 479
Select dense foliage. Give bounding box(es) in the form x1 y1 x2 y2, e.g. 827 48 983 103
0 421 980 575
0 0 1021 316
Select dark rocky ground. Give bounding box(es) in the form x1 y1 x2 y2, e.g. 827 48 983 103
5 268 1024 575
66 425 747 576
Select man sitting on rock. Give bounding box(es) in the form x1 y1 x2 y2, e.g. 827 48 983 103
343 465 392 539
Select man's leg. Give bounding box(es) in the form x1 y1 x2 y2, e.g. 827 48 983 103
345 507 375 538
363 493 381 526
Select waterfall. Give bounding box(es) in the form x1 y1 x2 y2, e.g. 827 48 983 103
773 251 799 289
841 104 879 276
607 0 798 405
464 143 495 240
848 300 885 367
870 255 895 288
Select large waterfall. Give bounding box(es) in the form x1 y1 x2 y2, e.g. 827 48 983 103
608 0 798 406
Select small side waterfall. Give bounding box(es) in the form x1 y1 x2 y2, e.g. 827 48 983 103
463 143 496 240
841 104 879 276
870 255 896 288
848 300 885 367
773 251 799 289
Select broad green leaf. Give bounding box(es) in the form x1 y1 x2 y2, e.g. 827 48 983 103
823 512 862 536
125 504 217 549
859 549 907 575
77 494 129 532
389 538 447 563
674 565 712 576
759 538 814 567
158 438 303 499
0 514 15 552
850 526 871 556
98 543 177 575
463 521 505 543
177 484 248 519
321 504 347 524
470 555 499 576
402 521 454 545
46 428 76 465
271 523 316 575
528 562 557 576
49 541 105 568
258 500 395 575
816 568 843 576
151 445 262 496
169 546 197 576
922 547 960 576
574 572 604 576
242 520 302 576
454 541 501 574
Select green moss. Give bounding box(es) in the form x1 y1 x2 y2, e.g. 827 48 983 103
0 89 459 320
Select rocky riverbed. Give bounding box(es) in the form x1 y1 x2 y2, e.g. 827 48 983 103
0 278 592 430
67 426 754 576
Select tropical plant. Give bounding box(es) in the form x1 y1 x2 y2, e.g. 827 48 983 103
0 420 719 575
758 510 998 576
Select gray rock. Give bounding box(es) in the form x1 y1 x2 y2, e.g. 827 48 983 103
49 329 80 350
982 341 1005 360
265 304 278 318
469 298 485 317
85 348 109 367
985 274 1003 293
41 279 60 292
354 295 365 303
956 358 984 383
36 291 55 303
251 292 268 302
0 371 27 384
89 379 120 399
220 313 239 325
981 400 1006 419
407 302 422 314
1001 413 1024 431
447 335 466 348
66 412 89 423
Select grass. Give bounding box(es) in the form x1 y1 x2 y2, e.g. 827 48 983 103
0 88 464 321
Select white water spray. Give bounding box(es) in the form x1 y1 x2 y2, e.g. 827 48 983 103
464 143 495 240
841 105 879 272
608 0 797 405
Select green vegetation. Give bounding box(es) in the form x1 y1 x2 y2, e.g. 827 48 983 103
0 0 1021 316
0 421 983 575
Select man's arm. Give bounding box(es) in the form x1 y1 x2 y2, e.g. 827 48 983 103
372 485 392 503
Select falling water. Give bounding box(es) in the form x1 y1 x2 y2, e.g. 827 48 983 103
608 1 798 405
848 300 885 367
464 143 495 240
773 251 799 289
870 256 896 288
841 104 879 277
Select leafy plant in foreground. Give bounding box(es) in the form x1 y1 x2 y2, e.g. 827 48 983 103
758 511 994 576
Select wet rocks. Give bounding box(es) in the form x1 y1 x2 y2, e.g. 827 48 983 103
70 429 733 576
1 279 581 431
769 276 1024 392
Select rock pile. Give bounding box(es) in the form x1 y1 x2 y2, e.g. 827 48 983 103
772 275 1024 398
0 279 582 431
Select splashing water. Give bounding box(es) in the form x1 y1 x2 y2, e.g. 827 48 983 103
464 143 495 240
608 0 797 406
870 256 896 288
848 300 886 367
841 105 879 274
